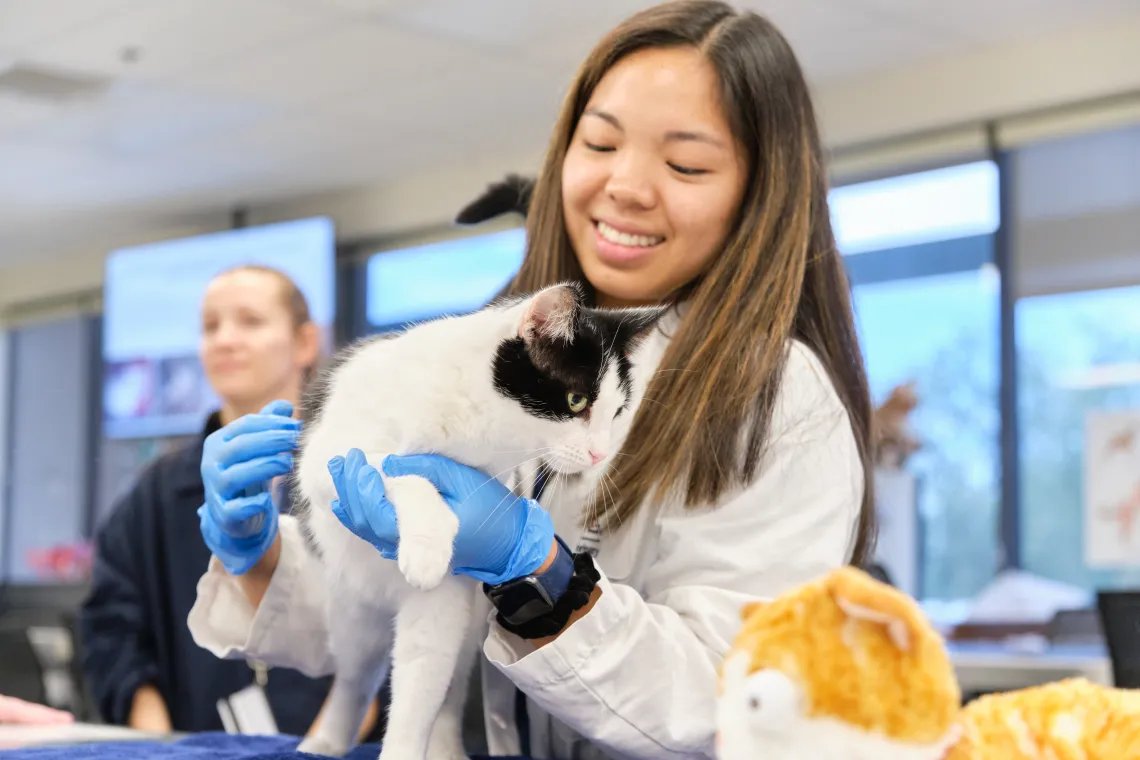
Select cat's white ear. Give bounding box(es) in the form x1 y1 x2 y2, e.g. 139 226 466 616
519 283 582 344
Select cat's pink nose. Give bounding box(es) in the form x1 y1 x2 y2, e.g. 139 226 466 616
589 450 606 465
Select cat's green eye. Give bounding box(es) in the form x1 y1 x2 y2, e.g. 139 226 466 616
567 392 588 414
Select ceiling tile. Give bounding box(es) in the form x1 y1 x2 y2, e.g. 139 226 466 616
520 0 956 86
173 22 469 108
858 0 1140 46
738 0 956 85
0 0 139 50
0 93 64 138
31 78 276 159
19 0 337 79
0 139 114 207
2 0 1138 266
387 0 654 50
279 0 406 18
338 53 566 142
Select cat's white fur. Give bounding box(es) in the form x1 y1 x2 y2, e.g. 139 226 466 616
295 284 636 760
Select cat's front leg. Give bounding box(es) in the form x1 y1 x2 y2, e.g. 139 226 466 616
383 474 459 591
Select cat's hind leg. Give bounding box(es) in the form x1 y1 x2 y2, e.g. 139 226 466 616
297 595 393 758
425 605 482 760
379 577 475 760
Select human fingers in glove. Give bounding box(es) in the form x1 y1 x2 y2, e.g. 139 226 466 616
198 399 300 575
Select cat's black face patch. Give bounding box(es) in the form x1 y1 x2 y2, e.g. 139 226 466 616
582 307 662 415
491 306 662 421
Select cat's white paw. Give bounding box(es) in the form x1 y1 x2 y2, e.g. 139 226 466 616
426 732 469 760
385 474 460 591
297 735 351 757
397 535 453 591
380 740 458 760
427 747 469 760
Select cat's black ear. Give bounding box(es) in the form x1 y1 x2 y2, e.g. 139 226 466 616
455 174 535 225
518 283 584 346
586 305 666 354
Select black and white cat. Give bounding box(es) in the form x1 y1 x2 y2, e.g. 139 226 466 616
294 283 660 760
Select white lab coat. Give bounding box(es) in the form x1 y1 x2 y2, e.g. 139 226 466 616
187 324 863 760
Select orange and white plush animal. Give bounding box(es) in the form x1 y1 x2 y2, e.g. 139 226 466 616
716 567 1140 760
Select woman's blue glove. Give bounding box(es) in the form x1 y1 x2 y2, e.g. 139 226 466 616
198 400 300 575
328 448 556 586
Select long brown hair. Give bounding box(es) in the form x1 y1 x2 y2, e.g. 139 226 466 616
510 0 876 564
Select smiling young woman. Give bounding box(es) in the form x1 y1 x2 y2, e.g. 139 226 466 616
516 8 874 548
186 3 874 759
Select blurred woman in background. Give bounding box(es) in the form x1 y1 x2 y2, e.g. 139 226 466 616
78 265 358 736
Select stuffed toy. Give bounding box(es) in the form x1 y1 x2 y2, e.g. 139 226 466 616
872 380 921 469
716 566 1140 759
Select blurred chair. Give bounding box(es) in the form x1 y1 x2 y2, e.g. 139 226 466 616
0 626 48 705
863 562 895 587
1096 591 1140 688
1047 607 1104 646
62 610 98 722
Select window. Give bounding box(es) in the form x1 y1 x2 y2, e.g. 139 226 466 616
0 329 8 577
4 316 98 584
1013 123 1140 593
836 161 1002 601
1017 288 1140 590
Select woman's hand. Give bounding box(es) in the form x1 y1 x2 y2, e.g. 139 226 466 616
0 695 74 726
327 449 556 586
127 684 173 733
198 400 299 575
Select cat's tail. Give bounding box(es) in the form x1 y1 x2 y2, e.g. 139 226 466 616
455 174 535 225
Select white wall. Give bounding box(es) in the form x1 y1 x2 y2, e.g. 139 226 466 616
3 11 1140 314
0 328 8 570
1013 123 1140 297
816 11 1140 150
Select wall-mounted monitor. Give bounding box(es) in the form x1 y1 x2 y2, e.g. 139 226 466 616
365 227 525 333
102 216 335 439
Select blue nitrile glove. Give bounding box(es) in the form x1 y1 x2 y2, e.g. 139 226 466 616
198 400 300 575
327 448 556 586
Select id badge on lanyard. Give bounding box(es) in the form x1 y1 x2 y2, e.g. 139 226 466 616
217 660 279 735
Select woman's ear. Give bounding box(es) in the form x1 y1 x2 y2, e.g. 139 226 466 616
295 321 322 371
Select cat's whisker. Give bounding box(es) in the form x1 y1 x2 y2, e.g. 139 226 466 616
456 452 553 508
584 482 599 535
602 472 622 529
475 489 522 533
591 479 607 531
609 474 623 527
605 316 623 358
592 472 607 527
467 453 554 532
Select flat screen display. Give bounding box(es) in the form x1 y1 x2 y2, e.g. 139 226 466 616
102 217 335 439
365 227 525 332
